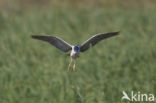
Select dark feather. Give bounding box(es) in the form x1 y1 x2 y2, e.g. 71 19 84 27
31 35 72 52
80 31 119 52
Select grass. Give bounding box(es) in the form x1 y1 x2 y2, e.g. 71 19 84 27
0 4 156 103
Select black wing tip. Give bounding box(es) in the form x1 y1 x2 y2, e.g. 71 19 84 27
31 35 38 39
97 31 120 36
31 35 44 39
113 31 120 35
108 31 120 37
31 35 55 38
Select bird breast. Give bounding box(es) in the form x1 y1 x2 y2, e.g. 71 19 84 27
70 51 79 59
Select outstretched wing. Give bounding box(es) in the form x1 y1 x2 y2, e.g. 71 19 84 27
80 32 119 52
31 35 72 52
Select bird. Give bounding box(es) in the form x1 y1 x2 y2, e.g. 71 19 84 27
31 31 119 71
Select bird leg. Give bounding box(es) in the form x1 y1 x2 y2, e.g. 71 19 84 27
73 60 76 72
68 58 72 72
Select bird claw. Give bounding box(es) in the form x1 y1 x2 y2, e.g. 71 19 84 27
67 58 76 72
73 63 75 72
68 58 72 72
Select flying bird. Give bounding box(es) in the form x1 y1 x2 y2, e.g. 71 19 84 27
31 31 119 71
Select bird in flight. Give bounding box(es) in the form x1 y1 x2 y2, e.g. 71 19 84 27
32 31 119 71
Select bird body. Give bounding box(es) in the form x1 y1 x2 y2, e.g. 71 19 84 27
32 31 119 71
70 46 80 59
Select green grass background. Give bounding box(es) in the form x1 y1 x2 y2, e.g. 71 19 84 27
0 2 156 103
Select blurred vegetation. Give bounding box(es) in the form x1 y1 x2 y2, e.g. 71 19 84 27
0 0 156 103
0 0 156 11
